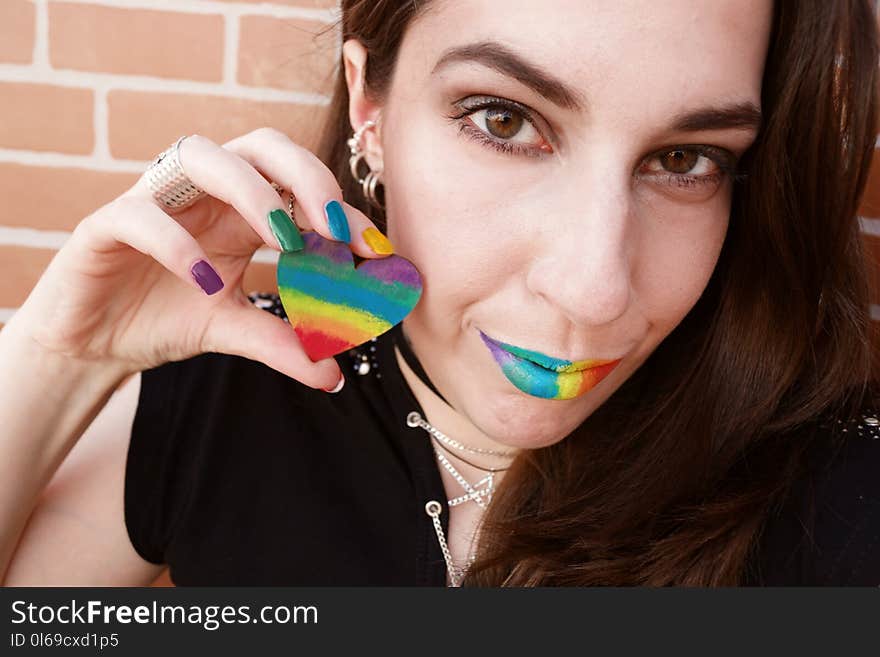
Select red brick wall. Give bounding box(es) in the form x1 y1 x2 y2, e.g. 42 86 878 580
0 0 339 329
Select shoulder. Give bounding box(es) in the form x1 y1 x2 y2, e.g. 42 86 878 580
756 403 880 585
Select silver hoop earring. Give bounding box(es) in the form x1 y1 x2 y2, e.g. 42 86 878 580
348 119 385 210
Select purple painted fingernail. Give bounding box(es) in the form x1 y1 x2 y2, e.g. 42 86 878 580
191 259 224 295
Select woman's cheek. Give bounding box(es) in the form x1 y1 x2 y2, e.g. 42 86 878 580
637 202 730 326
386 140 504 253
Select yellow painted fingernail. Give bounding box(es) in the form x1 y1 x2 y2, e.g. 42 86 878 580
362 227 395 255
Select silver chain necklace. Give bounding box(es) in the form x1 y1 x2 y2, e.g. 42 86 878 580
407 411 517 457
407 410 514 587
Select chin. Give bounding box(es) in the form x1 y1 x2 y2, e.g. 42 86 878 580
467 388 591 450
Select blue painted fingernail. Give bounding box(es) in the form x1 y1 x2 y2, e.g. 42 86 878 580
324 200 351 243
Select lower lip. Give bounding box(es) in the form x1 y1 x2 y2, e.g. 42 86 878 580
478 330 622 400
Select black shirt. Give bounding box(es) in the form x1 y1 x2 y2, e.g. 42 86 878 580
124 293 880 585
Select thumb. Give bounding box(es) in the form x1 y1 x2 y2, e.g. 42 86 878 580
203 297 344 391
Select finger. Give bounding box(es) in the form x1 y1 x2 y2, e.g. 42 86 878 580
223 128 395 259
203 296 345 391
80 197 226 297
336 200 395 258
132 134 304 254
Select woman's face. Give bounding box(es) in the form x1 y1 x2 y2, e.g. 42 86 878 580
370 0 771 448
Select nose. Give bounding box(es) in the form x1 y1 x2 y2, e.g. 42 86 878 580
525 175 633 328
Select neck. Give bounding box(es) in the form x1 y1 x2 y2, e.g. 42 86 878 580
394 340 521 463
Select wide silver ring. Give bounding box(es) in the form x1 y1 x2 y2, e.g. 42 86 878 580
145 136 206 210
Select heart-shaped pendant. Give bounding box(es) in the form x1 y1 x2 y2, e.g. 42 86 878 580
277 231 423 361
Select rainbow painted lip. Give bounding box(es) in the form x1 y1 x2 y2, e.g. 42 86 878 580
478 329 623 400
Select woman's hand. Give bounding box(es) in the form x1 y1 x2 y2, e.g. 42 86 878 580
11 128 388 390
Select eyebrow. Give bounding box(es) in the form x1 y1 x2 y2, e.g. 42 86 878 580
670 102 763 133
432 41 587 111
431 40 763 133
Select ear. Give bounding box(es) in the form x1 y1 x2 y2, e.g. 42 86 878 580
342 38 384 171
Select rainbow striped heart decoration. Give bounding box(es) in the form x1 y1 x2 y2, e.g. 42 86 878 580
277 231 423 361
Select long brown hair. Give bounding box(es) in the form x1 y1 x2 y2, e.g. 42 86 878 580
318 0 880 585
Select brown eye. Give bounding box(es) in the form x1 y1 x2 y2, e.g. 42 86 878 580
484 107 524 139
452 96 554 156
660 149 699 174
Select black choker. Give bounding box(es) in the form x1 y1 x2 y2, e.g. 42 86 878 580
390 323 450 406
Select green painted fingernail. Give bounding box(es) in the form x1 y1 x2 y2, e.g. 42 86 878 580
268 208 304 252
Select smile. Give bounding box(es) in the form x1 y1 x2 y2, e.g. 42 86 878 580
478 329 623 400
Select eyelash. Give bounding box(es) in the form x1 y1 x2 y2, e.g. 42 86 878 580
639 146 744 190
446 96 551 159
446 96 747 189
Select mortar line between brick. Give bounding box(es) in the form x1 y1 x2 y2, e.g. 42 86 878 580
0 224 280 265
0 63 330 105
93 88 110 159
47 0 336 22
0 149 149 172
859 216 880 237
0 308 19 324
0 226 71 249
224 13 239 87
33 0 49 67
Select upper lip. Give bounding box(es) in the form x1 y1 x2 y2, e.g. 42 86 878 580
479 330 623 373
